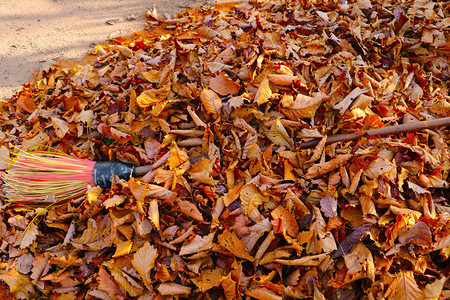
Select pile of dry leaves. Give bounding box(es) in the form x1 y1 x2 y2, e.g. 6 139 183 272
0 0 449 299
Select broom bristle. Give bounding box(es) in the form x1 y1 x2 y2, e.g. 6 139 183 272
1 151 96 205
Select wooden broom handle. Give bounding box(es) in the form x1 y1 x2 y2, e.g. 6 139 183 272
135 164 153 176
298 116 450 149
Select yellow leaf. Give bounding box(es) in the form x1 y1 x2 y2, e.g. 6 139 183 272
167 144 189 169
254 77 272 105
191 268 223 292
20 222 39 249
220 274 237 300
385 271 425 300
149 199 160 231
103 195 125 208
112 240 133 258
218 229 254 261
281 92 326 119
132 241 158 289
200 88 222 117
266 119 294 150
179 232 215 256
0 267 33 295
240 183 266 215
136 85 171 108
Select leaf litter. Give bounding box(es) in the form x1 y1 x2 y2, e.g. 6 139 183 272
0 0 449 299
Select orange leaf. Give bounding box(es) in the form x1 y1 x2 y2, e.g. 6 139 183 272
16 95 36 113
167 144 189 169
281 92 326 119
191 268 222 292
385 271 425 300
178 200 205 222
200 89 222 118
218 230 254 261
132 241 158 289
271 205 299 237
240 183 266 215
209 72 240 95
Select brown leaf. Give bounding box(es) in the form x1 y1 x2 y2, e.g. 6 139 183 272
51 117 70 138
157 282 191 295
320 195 337 218
0 145 10 170
20 223 39 249
398 221 432 246
271 205 299 237
266 119 294 150
247 287 282 300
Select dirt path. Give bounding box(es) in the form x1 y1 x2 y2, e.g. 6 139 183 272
0 0 230 99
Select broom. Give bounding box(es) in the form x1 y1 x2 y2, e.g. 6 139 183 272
1 117 449 205
1 151 153 205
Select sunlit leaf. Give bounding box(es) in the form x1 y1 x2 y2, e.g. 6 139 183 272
178 200 204 222
266 119 294 150
132 241 158 289
179 232 215 256
384 271 425 300
254 78 272 105
218 230 254 261
240 183 266 215
191 268 222 292
20 223 39 249
200 89 222 118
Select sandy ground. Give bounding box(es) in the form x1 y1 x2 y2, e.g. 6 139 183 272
0 0 232 100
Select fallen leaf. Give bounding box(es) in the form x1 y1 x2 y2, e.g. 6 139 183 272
132 241 158 289
200 89 222 118
218 230 254 261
